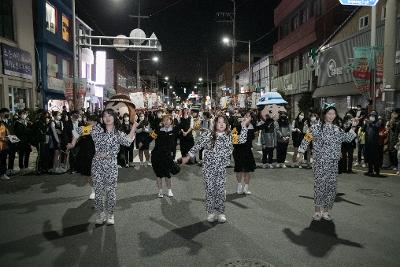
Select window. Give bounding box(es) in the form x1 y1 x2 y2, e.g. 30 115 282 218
280 22 289 39
62 59 71 78
291 14 299 31
8 87 30 112
359 15 369 30
0 0 14 40
47 53 58 77
381 5 386 21
46 2 57 34
62 14 70 41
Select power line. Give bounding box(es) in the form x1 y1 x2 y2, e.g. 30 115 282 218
149 0 186 17
252 27 276 44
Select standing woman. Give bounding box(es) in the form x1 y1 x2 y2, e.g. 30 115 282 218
72 115 97 200
69 109 137 225
121 113 134 168
135 112 152 170
179 108 194 158
276 112 291 168
291 112 306 168
363 111 382 176
150 115 179 198
181 115 251 223
298 104 357 221
49 111 64 173
233 111 256 195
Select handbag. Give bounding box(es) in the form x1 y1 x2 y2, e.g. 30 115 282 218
170 159 181 175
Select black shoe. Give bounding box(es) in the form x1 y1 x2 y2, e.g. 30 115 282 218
364 172 373 176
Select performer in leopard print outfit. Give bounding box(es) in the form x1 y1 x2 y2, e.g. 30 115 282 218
70 109 137 225
181 115 251 223
298 103 358 221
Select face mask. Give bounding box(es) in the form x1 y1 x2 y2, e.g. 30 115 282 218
124 117 129 122
299 115 304 120
83 118 87 122
78 118 82 122
45 119 50 124
311 117 316 122
369 116 375 122
56 116 61 120
139 116 145 121
21 114 27 120
157 113 162 118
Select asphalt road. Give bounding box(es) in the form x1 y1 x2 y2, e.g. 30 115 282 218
0 150 399 267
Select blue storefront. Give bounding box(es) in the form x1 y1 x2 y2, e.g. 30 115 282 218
34 0 73 110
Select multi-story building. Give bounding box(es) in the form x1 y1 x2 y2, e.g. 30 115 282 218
314 0 400 115
215 62 247 105
34 0 74 111
272 0 355 117
0 0 37 112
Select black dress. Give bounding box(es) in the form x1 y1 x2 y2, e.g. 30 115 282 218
151 127 178 178
179 117 194 157
135 120 151 150
75 125 95 176
233 124 256 172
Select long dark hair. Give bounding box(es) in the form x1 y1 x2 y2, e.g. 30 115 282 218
100 108 120 132
210 115 231 148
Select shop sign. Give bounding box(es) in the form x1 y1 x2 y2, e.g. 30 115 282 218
48 77 65 92
64 77 73 100
1 44 32 80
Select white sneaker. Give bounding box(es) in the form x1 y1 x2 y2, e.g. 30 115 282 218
207 213 216 222
146 161 152 166
269 164 274 169
129 162 135 167
322 212 332 221
125 164 129 168
354 162 359 167
243 184 251 195
393 167 398 171
396 171 399 175
262 163 268 169
217 214 227 223
106 214 115 225
89 188 95 200
134 164 140 170
158 190 163 198
95 212 106 225
362 163 366 168
298 165 303 169
281 164 287 168
312 212 322 221
166 189 174 197
1 174 10 180
237 183 243 194
117 165 123 169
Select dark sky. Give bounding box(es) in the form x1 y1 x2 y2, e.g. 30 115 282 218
76 0 280 82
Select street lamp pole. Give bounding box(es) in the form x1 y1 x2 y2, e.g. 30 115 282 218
232 0 236 96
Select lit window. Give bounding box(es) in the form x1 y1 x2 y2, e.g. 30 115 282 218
47 53 58 77
46 2 56 34
62 59 71 78
0 0 14 40
359 15 369 30
62 14 70 41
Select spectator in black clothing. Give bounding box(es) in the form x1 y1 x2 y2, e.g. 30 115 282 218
14 110 33 172
340 114 357 174
364 111 382 177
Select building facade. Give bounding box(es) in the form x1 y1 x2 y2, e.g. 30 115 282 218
34 0 73 111
315 0 400 116
0 0 37 112
272 0 355 117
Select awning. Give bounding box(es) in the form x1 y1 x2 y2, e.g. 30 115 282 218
313 82 361 98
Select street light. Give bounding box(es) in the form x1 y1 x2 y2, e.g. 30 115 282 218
222 36 251 91
152 56 159 62
164 76 169 81
198 77 203 82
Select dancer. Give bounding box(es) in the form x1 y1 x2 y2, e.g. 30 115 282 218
150 115 179 198
181 115 251 223
70 115 97 199
134 112 151 170
69 109 137 225
233 111 256 195
297 103 358 221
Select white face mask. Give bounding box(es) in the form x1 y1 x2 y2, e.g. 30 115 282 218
299 115 304 120
139 116 145 121
78 118 82 122
157 113 162 118
124 117 129 122
369 116 375 122
21 114 27 120
311 117 316 122
56 116 61 121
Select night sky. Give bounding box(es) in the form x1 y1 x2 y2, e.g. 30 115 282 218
76 0 280 82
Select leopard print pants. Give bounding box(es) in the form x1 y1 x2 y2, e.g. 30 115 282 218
313 159 338 210
203 168 226 214
92 158 118 214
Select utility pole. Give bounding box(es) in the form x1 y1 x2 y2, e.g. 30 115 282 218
383 0 398 111
72 0 77 109
129 0 149 91
206 56 209 96
232 0 236 96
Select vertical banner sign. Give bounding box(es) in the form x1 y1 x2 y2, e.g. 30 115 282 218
64 77 73 100
352 47 371 93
